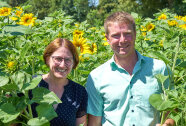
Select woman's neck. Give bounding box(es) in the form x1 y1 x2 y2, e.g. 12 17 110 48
43 73 68 89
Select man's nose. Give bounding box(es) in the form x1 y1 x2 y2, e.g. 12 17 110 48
119 34 125 42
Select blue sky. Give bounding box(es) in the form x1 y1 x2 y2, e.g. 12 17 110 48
89 0 99 6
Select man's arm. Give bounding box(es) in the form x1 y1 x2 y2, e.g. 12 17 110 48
88 114 102 126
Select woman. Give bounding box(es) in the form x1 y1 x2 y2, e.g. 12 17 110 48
32 38 87 126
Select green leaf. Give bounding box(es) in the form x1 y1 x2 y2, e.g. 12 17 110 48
3 25 33 35
79 123 85 126
149 94 164 110
0 1 9 7
44 17 53 22
36 104 57 121
158 100 178 111
10 72 31 90
1 83 19 91
155 74 169 85
178 61 186 68
19 42 31 63
149 94 178 111
32 87 62 105
147 51 170 65
0 76 9 87
27 117 50 126
169 111 182 125
0 103 20 123
22 76 42 91
131 12 138 19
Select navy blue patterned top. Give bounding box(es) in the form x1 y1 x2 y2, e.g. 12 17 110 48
30 79 88 126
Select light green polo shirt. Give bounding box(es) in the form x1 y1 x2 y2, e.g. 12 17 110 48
86 51 169 126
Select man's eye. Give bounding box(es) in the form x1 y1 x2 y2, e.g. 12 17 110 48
126 33 132 36
112 34 120 38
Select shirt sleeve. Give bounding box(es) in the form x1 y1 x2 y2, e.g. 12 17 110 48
76 87 88 118
85 74 103 116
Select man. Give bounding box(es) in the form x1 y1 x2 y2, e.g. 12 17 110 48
86 12 174 126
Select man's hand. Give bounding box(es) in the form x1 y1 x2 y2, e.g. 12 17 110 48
156 118 175 126
156 124 171 126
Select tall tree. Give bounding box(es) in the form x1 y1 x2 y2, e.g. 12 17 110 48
87 0 138 26
73 0 89 21
7 0 28 7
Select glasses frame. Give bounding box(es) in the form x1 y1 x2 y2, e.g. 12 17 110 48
51 56 73 66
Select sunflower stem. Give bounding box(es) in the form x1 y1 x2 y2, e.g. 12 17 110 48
8 16 9 24
32 56 35 76
171 35 181 88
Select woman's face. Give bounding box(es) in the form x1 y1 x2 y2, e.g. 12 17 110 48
48 47 73 79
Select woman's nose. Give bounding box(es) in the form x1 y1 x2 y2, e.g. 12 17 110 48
59 60 66 67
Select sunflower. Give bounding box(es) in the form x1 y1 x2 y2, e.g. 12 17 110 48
0 7 12 16
140 25 147 32
141 32 146 36
159 40 164 47
72 35 91 55
144 38 150 41
174 15 182 20
167 20 178 26
102 42 109 46
102 37 109 46
73 30 84 37
146 23 155 31
179 24 186 30
181 16 186 22
158 14 167 20
15 10 22 17
7 61 15 69
19 13 37 26
15 7 23 17
75 23 79 27
90 27 96 30
4 60 18 73
9 16 18 21
89 43 97 54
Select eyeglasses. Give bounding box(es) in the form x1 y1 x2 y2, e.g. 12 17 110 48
51 56 73 66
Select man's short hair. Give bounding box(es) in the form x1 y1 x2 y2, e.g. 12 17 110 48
104 11 136 35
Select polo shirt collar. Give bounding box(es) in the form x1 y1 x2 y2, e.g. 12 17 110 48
110 50 145 71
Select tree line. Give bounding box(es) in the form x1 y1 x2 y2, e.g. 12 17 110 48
1 0 186 26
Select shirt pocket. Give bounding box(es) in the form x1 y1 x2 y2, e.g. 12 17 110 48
136 85 159 108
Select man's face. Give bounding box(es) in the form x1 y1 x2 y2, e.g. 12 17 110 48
106 22 136 59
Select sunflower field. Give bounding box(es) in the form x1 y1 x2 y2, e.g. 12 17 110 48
0 5 185 126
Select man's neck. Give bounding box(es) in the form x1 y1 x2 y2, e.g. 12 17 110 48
114 52 138 75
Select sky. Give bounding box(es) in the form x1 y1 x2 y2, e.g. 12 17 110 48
89 0 99 6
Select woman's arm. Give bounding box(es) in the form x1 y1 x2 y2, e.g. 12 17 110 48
87 114 102 126
76 115 87 126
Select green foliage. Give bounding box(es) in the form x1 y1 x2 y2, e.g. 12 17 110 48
0 0 10 7
0 6 185 125
0 73 61 125
28 0 58 19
